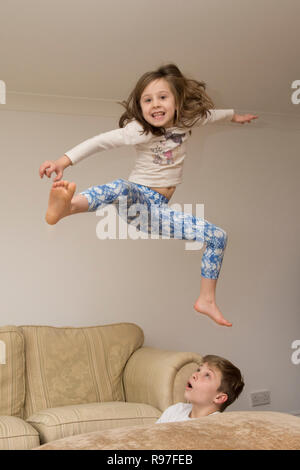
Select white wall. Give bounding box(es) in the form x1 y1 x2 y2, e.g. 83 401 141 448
0 104 299 415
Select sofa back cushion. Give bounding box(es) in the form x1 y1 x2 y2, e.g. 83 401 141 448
0 326 25 418
20 323 144 419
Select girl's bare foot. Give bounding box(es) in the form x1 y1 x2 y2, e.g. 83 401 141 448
193 297 232 327
45 180 76 225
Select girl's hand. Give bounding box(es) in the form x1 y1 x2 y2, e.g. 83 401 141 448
39 155 72 181
231 113 259 124
39 160 64 181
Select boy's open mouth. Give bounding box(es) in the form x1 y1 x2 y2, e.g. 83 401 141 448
186 381 193 389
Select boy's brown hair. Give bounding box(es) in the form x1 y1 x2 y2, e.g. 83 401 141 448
202 355 245 412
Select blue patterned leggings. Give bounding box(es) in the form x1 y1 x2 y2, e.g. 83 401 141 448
80 179 228 279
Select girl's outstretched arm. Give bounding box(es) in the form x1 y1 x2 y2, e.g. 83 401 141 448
231 113 258 124
39 120 151 181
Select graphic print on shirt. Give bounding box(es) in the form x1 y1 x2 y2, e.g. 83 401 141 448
164 131 186 145
151 131 186 166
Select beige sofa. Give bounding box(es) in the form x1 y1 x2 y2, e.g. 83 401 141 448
0 323 203 450
2 323 300 451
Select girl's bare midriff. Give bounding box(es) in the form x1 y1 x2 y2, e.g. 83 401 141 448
149 186 176 201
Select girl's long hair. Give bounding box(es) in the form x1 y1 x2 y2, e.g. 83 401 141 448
118 63 215 136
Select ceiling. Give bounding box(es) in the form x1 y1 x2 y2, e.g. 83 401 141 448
1 0 299 116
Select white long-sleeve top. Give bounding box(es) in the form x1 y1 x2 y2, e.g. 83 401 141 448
65 109 234 187
156 403 220 423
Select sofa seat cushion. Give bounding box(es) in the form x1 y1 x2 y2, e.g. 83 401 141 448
27 401 160 444
35 411 300 450
0 416 40 450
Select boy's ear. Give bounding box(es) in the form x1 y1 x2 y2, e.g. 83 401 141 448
214 393 228 405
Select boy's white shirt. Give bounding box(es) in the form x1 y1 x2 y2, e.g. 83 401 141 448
64 109 234 188
155 402 220 424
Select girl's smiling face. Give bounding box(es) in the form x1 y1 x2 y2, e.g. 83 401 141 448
140 78 177 129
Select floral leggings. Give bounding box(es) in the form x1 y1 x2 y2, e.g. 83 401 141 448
80 179 228 279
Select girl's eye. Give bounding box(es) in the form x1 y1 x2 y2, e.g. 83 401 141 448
144 96 166 102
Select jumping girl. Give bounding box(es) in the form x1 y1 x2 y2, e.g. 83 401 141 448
39 63 258 327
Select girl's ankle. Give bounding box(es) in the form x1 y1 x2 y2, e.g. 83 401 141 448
198 296 216 304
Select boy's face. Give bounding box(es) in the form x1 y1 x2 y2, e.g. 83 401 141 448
184 362 227 409
140 78 176 129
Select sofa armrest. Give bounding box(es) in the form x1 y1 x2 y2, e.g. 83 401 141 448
123 347 202 412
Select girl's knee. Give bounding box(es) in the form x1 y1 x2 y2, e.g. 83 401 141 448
220 228 228 249
214 226 228 250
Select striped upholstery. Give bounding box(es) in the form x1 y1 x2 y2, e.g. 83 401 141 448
20 323 144 419
27 401 160 444
0 322 204 448
123 347 203 411
0 416 39 450
0 326 25 418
